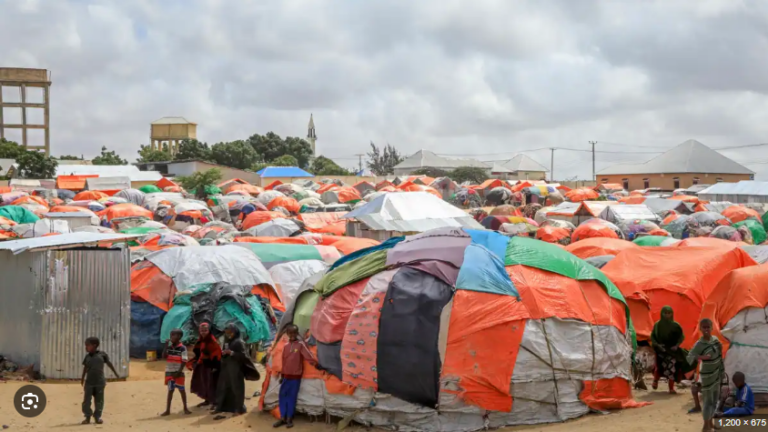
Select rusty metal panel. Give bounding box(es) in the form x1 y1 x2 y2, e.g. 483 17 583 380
39 248 130 379
0 250 45 368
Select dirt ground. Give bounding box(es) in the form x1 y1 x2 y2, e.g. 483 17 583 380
1 362 765 432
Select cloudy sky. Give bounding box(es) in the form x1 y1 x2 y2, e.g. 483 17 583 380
3 0 768 179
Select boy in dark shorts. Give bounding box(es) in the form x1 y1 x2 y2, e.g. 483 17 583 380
162 328 192 416
81 336 120 424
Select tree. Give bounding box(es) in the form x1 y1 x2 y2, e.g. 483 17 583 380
247 132 313 169
16 151 58 179
136 144 172 163
175 168 223 200
449 166 488 184
92 146 128 165
57 155 83 160
271 154 298 166
366 142 403 176
0 138 23 159
411 167 449 178
310 156 352 176
174 139 212 161
210 140 258 170
250 162 269 173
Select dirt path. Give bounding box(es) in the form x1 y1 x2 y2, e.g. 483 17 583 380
0 362 764 431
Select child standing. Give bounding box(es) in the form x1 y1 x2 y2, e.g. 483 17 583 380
687 318 724 432
162 328 192 416
81 336 119 425
273 324 318 429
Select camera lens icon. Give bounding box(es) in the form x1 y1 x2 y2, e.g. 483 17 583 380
14 385 47 418
21 393 39 409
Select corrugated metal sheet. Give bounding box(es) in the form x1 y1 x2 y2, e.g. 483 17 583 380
0 251 44 368
598 204 662 224
698 181 768 203
39 248 130 379
0 232 136 254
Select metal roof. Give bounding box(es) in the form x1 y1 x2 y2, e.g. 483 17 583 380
497 154 549 173
56 164 162 182
394 150 490 170
598 204 662 223
698 181 768 197
0 232 137 255
343 191 482 232
256 166 314 178
642 198 692 215
151 116 196 125
0 158 15 176
598 139 753 175
86 176 131 191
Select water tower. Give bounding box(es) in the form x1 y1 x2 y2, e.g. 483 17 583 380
150 117 197 157
0 68 52 155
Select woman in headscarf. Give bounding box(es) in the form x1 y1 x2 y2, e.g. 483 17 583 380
213 324 259 419
188 322 221 408
651 305 690 393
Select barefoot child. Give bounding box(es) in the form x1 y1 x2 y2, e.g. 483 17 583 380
687 318 724 432
162 328 192 416
81 336 119 425
274 324 318 429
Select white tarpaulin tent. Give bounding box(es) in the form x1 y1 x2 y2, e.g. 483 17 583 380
598 204 662 224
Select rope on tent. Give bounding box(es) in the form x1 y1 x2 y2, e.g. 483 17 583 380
539 319 561 417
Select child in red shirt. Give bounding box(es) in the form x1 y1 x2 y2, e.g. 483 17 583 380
273 325 317 429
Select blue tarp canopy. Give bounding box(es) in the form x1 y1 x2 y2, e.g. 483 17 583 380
257 166 314 178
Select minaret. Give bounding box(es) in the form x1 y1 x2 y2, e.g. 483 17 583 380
307 114 317 156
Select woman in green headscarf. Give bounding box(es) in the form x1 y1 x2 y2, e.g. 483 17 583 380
651 305 691 393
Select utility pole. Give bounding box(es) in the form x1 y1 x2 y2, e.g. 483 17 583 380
589 141 597 182
550 148 555 182
354 153 365 175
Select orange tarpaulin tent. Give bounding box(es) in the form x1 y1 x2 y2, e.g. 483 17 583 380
264 180 283 190
241 211 287 230
298 212 347 236
570 222 620 242
669 195 700 203
376 180 394 191
565 237 637 259
565 188 599 202
721 205 761 224
602 246 756 346
56 175 98 190
99 203 153 221
267 196 300 214
156 177 179 190
535 225 570 244
228 183 264 196
316 183 338 194
618 195 646 204
74 190 108 201
11 195 49 208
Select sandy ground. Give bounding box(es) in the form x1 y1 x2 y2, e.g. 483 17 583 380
1 362 766 432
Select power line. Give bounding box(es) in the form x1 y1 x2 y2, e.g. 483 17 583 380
712 143 768 151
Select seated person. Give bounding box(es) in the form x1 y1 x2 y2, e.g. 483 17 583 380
690 371 730 414
717 372 754 418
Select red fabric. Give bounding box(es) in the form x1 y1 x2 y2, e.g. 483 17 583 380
341 287 386 390
310 277 370 344
580 378 651 410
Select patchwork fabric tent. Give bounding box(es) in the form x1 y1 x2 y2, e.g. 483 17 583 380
262 228 641 431
699 265 768 397
602 246 756 345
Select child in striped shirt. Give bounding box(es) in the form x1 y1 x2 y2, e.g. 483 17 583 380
162 328 192 416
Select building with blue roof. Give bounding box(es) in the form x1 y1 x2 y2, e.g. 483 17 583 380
256 166 314 178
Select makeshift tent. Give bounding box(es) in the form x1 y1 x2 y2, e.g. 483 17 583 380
345 192 483 240
710 225 751 244
485 187 512 206
233 242 342 269
269 260 328 306
565 237 638 259
699 265 768 396
733 219 767 245
139 184 162 194
241 211 287 230
243 218 302 238
481 215 537 231
602 246 756 345
722 205 761 224
642 198 692 216
535 225 571 245
267 196 301 214
565 188 599 202
321 187 362 205
228 183 263 196
114 189 145 206
570 219 623 242
100 203 153 222
0 205 40 224
632 236 680 246
262 228 640 430
598 205 661 225
297 212 347 236
130 301 166 358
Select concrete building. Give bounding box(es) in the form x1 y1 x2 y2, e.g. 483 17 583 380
149 117 197 156
135 159 261 185
307 114 317 156
490 154 549 181
598 139 753 191
393 149 490 176
0 68 52 154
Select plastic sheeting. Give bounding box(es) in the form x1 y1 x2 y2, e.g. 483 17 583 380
145 245 274 292
269 260 328 306
565 237 638 259
315 249 389 297
377 268 453 407
722 307 768 394
129 300 166 358
456 244 517 297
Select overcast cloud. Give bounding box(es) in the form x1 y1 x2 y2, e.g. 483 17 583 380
2 0 768 179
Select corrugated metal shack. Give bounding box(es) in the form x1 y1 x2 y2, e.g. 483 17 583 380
0 233 135 379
